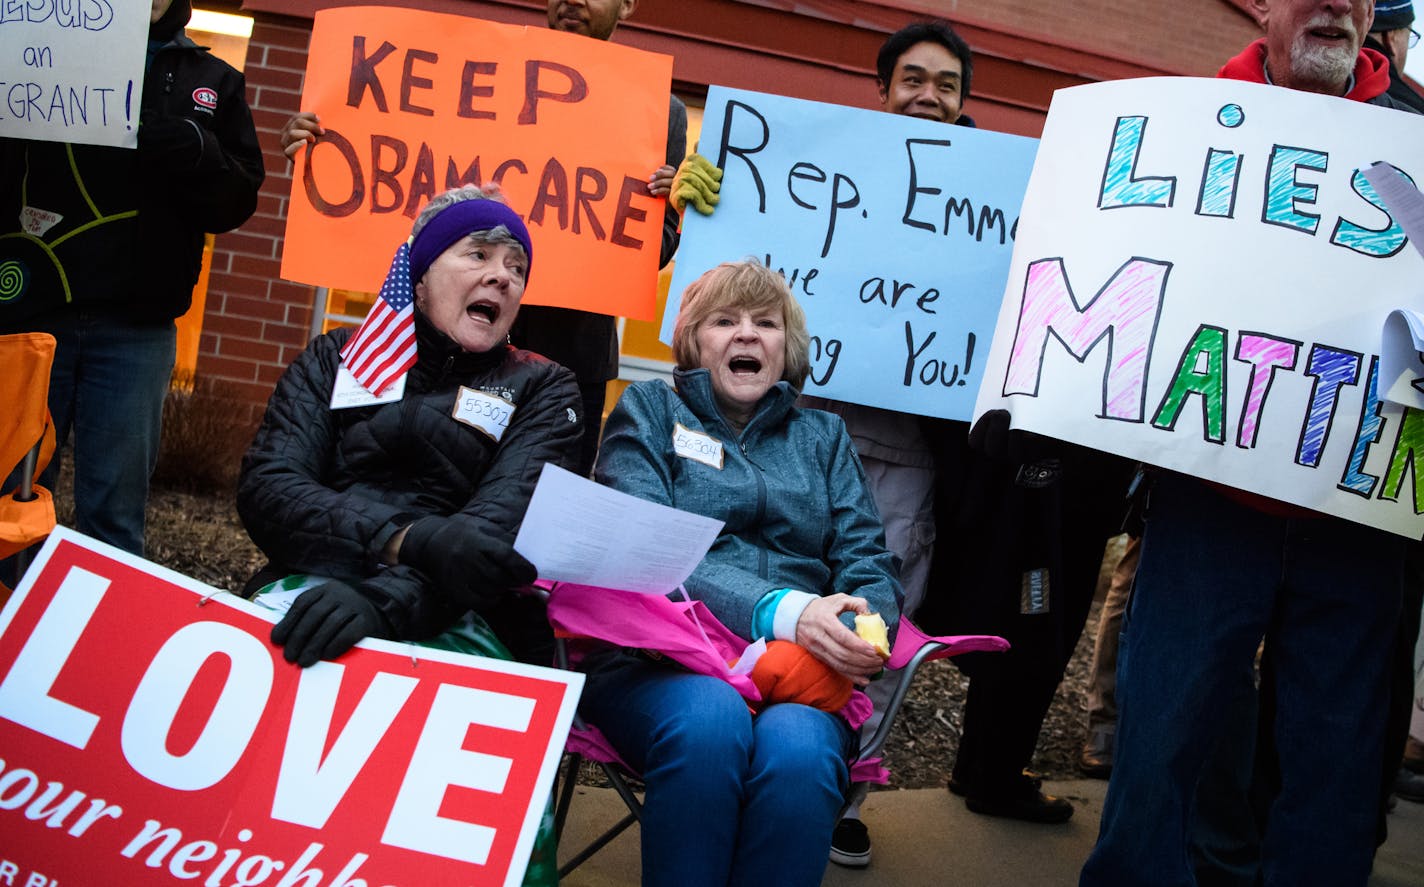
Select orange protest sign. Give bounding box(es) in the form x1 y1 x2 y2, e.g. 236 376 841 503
280 7 672 320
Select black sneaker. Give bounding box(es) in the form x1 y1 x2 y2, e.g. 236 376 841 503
964 774 1074 824
829 817 872 868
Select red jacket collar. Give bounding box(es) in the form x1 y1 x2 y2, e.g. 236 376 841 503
1217 37 1391 102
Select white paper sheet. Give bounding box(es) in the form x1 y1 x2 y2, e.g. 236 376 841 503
1363 162 1424 256
514 464 724 594
1366 164 1424 410
1381 309 1424 410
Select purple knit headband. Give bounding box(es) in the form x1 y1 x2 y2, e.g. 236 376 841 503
408 199 534 284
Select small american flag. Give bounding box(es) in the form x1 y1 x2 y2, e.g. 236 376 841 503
341 242 418 396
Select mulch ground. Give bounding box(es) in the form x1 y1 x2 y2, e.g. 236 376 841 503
54 458 1120 791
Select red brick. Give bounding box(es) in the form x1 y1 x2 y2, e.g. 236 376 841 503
269 280 317 305
256 194 286 218
263 47 310 73
257 363 287 386
284 301 316 328
224 294 290 323
269 326 313 352
209 272 273 300
279 342 311 365
251 22 310 53
201 355 260 382
221 231 279 260
239 213 287 240
217 336 284 364
205 314 265 340
252 108 293 133
229 254 282 279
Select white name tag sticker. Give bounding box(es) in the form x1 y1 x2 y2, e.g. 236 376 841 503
672 422 724 469
330 364 406 410
20 206 62 237
454 386 516 442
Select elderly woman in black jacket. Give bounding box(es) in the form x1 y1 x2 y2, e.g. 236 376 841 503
237 184 581 668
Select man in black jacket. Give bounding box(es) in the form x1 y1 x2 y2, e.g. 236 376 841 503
0 0 264 557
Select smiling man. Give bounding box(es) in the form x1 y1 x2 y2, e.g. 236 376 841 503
1080 2 1419 885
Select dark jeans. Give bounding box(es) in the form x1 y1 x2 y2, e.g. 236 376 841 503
1082 474 1404 887
580 656 853 887
24 311 176 556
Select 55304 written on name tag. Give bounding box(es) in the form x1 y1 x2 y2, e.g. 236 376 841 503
672 422 724 469
454 387 516 442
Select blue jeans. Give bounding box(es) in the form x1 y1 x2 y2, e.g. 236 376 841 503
30 311 176 556
580 655 854 887
1081 474 1404 887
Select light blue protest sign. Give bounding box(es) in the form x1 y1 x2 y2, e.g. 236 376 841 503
662 86 1038 420
0 1 147 148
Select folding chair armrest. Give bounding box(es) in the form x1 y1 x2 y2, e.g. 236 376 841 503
856 639 948 761
856 620 1009 762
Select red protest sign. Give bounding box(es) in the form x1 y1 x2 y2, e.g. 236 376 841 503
281 6 673 320
0 529 582 887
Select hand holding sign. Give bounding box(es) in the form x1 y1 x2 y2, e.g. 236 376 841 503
281 7 674 320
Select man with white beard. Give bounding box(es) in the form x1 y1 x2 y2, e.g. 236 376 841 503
1079 2 1419 886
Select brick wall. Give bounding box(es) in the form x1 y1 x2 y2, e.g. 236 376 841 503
899 0 1262 77
199 15 318 424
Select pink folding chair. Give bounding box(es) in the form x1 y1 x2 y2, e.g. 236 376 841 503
540 581 1009 877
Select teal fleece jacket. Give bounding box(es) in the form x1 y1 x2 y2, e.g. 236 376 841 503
594 369 903 641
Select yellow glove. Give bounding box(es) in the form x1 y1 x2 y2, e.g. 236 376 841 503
671 153 723 215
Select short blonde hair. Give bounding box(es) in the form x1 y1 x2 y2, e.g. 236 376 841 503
671 259 810 389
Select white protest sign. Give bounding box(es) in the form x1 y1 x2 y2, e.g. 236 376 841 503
974 77 1424 538
0 1 148 148
664 86 1037 420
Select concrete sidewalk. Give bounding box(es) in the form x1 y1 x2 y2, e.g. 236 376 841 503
557 778 1424 886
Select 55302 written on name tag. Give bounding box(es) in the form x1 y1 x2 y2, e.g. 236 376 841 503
454 387 516 442
672 422 724 469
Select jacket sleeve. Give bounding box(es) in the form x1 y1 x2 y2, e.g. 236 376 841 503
821 421 904 637
236 335 412 577
595 384 779 638
359 564 464 642
439 360 584 564
160 63 264 233
659 96 688 269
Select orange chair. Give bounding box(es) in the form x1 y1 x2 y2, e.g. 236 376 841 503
0 332 59 594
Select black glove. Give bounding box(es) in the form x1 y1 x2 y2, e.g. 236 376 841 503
398 516 537 608
138 117 202 169
968 409 1055 464
270 579 391 668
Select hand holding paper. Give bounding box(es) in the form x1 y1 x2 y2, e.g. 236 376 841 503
514 464 723 594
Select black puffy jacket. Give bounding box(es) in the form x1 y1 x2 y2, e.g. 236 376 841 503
237 311 583 659
0 6 263 325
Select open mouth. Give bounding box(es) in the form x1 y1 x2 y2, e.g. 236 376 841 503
1307 21 1353 42
729 356 762 375
467 300 499 324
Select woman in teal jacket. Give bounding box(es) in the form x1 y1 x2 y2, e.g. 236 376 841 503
581 259 902 887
